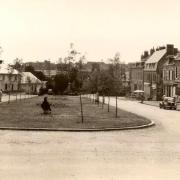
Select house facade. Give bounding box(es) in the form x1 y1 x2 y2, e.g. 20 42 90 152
143 44 177 100
0 62 20 92
163 53 180 97
129 61 144 93
21 72 42 94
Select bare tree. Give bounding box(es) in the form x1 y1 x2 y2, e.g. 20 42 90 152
26 76 32 99
7 65 14 104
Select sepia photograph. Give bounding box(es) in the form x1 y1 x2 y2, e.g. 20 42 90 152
0 0 180 179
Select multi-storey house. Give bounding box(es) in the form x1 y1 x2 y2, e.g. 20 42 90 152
163 53 180 97
129 61 144 93
0 61 20 92
144 44 178 100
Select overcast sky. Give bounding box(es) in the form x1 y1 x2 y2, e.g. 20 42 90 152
0 0 180 64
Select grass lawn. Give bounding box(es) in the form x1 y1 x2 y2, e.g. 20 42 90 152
0 95 152 130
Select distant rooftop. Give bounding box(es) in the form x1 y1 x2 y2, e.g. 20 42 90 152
175 53 180 60
145 49 166 64
0 63 19 74
21 72 41 84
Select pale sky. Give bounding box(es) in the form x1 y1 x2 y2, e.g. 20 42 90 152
0 0 180 64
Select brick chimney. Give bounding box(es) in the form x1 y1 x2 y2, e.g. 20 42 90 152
166 44 174 55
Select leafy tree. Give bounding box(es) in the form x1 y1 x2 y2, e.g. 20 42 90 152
54 74 69 94
33 71 46 81
46 78 54 90
25 65 35 72
24 65 46 81
13 58 23 71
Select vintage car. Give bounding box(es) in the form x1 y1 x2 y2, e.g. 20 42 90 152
47 89 53 95
159 97 176 110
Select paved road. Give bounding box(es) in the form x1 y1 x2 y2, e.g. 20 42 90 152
0 96 180 180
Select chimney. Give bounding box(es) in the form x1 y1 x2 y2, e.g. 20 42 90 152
174 48 178 55
166 44 174 55
144 51 149 58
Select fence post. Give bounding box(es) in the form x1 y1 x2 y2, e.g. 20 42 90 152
8 91 10 104
80 94 84 123
102 95 104 109
108 95 110 112
116 95 118 118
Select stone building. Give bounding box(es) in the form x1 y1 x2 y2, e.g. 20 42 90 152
0 61 20 92
163 53 180 97
128 61 144 93
144 44 178 100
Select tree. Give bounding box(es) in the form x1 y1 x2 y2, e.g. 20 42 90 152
33 71 46 81
25 65 35 72
54 74 69 94
7 65 14 103
13 58 23 71
98 70 114 95
24 65 46 81
26 76 32 96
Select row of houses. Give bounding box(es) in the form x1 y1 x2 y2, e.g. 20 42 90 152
0 61 42 94
128 44 180 100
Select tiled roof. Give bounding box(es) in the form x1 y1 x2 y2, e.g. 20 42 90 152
175 53 180 60
0 63 19 74
21 72 42 84
145 49 166 64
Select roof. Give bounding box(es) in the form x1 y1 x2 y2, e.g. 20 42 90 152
21 72 42 84
0 63 19 74
175 53 180 60
145 49 166 64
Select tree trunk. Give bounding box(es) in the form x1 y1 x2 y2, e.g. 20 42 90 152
8 91 10 104
116 95 118 118
108 95 110 112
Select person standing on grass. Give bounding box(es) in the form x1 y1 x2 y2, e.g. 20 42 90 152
41 97 51 114
0 89 3 102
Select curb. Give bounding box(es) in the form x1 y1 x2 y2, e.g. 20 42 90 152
142 102 159 107
0 121 155 132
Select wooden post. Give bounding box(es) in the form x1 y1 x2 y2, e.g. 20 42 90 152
20 91 21 101
80 94 84 123
116 95 118 118
108 95 110 112
102 95 104 109
8 91 10 104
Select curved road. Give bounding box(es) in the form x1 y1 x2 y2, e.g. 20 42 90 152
0 96 180 180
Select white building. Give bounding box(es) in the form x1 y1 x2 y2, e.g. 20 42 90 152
0 62 20 92
21 72 42 94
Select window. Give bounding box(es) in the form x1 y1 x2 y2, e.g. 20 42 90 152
175 67 178 79
5 84 7 90
172 71 175 80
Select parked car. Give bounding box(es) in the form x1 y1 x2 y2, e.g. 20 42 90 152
47 89 53 95
159 97 176 110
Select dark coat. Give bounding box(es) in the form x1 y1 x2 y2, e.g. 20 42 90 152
41 99 51 111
